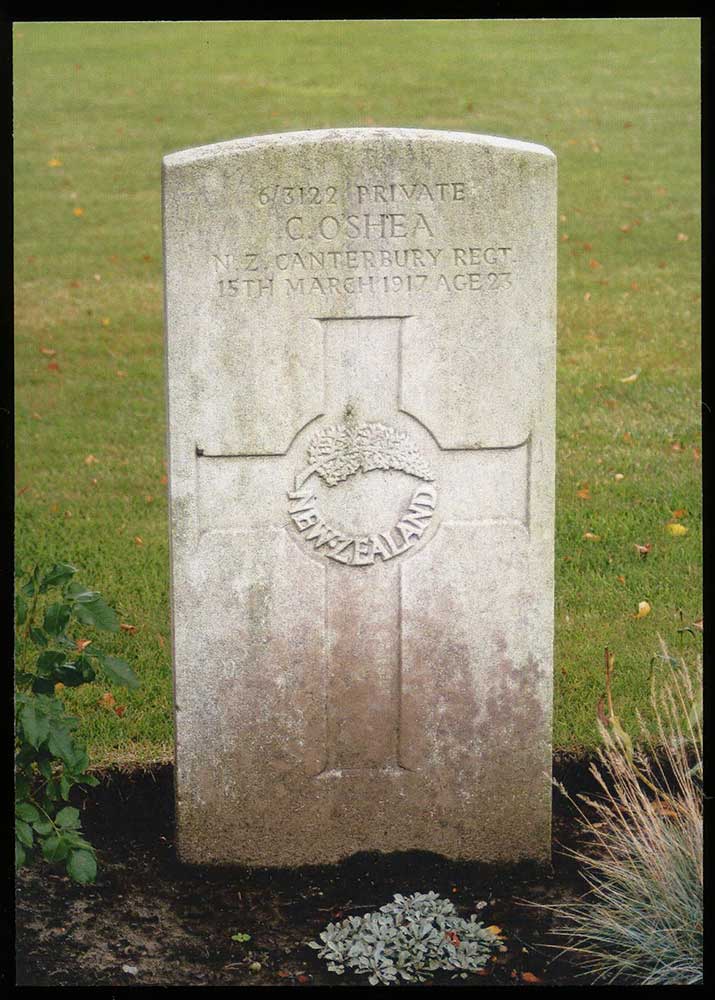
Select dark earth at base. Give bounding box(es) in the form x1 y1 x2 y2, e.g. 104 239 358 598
15 760 604 987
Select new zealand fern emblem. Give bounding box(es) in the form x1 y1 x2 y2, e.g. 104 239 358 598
299 421 434 488
288 420 438 566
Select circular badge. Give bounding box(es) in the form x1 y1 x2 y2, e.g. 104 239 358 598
287 420 438 566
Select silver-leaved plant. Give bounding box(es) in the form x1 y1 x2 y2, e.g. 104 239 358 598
308 891 500 985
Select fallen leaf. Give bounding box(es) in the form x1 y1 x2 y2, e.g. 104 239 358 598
40 346 56 356
630 281 639 291
32 412 42 420
134 536 143 546
616 575 626 585
620 371 639 383
693 447 700 461
145 495 154 504
114 705 126 718
521 972 543 984
297 975 310 984
634 600 652 619
658 260 668 269
693 618 703 631
445 930 462 946
584 292 591 302
101 317 111 327
54 682 65 694
677 232 689 242
561 232 570 242
614 473 624 481
48 157 62 167
665 523 688 536
672 508 687 518
17 485 29 496
486 926 503 937
100 692 116 709
75 638 92 652
623 432 633 444
73 206 85 217
656 185 667 195
576 484 591 500
589 258 601 270
582 532 600 541
161 474 168 485
620 224 631 233
670 441 684 452
158 635 166 648
47 361 60 371
634 543 652 557
120 623 138 634
116 370 127 378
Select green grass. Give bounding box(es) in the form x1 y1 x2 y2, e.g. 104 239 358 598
14 19 701 766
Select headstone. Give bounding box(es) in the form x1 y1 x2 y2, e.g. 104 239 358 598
163 128 556 867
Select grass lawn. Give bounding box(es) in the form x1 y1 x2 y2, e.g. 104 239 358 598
14 19 701 766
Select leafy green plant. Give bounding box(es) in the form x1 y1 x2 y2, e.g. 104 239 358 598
547 641 702 984
14 561 140 884
309 891 500 985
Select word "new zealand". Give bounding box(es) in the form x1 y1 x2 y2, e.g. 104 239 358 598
288 483 438 565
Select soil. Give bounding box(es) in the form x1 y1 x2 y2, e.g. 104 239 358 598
15 758 603 987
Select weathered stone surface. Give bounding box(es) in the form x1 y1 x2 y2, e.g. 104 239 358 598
163 128 556 867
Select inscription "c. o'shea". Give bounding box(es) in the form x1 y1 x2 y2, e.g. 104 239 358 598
285 213 436 241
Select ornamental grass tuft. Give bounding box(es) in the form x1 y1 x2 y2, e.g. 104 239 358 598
548 641 702 985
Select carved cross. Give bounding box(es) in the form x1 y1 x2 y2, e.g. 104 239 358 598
197 316 530 775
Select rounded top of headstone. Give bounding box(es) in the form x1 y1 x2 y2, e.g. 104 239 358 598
162 128 556 169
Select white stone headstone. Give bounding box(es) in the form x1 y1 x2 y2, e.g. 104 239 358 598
163 128 556 867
